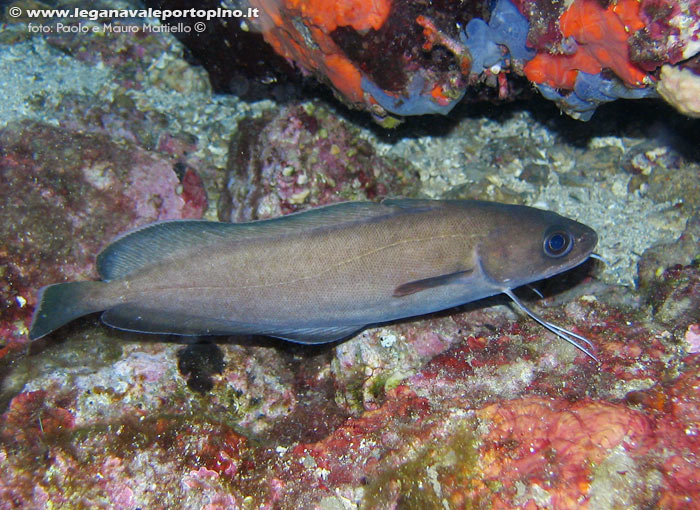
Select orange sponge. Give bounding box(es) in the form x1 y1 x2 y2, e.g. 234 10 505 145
251 0 392 103
285 0 390 32
524 0 648 89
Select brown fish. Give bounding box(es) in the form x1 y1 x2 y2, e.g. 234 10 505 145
29 199 599 358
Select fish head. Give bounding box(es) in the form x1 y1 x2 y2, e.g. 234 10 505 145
476 205 598 290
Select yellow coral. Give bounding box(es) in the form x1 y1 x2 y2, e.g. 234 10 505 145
657 65 700 118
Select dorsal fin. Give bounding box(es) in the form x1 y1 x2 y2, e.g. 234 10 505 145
97 221 233 281
97 201 404 281
381 198 442 211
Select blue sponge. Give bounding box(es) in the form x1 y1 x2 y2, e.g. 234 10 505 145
537 72 657 121
461 0 535 74
360 74 465 116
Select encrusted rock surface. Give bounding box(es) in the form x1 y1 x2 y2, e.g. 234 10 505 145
0 1 698 509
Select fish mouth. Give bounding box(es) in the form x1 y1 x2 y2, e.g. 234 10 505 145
578 227 598 261
566 222 598 264
569 235 598 269
584 227 598 249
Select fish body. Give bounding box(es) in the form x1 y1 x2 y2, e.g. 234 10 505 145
29 199 597 351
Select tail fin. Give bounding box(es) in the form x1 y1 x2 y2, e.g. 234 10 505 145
29 282 107 340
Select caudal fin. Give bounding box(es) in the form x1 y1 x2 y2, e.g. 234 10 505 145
29 281 106 340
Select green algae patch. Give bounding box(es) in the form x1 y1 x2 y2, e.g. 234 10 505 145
362 419 480 510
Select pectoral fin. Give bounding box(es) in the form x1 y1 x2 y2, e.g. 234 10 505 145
393 269 474 297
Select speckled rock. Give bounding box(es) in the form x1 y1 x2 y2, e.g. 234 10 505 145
623 141 700 214
1 245 698 509
637 213 700 334
1 1 699 507
218 102 420 222
0 121 206 359
45 17 211 95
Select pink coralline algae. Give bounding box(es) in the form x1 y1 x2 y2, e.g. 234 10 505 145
472 392 699 510
685 324 700 353
218 103 419 222
0 121 206 360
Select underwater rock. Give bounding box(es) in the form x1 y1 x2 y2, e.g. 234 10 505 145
330 303 520 414
1 136 697 506
218 102 419 222
2 277 698 508
637 213 700 338
656 64 700 118
175 0 700 120
638 213 700 289
4 167 696 507
53 95 217 215
468 394 698 509
45 15 211 95
0 121 206 359
630 0 700 70
0 3 698 507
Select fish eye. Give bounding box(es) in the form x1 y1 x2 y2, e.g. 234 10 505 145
543 230 573 258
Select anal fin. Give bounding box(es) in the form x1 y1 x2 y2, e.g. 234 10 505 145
269 325 364 344
102 305 244 336
101 304 364 344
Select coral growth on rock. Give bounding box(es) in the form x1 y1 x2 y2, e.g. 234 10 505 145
226 0 700 120
2 111 699 508
0 121 207 360
0 1 698 508
218 102 419 221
